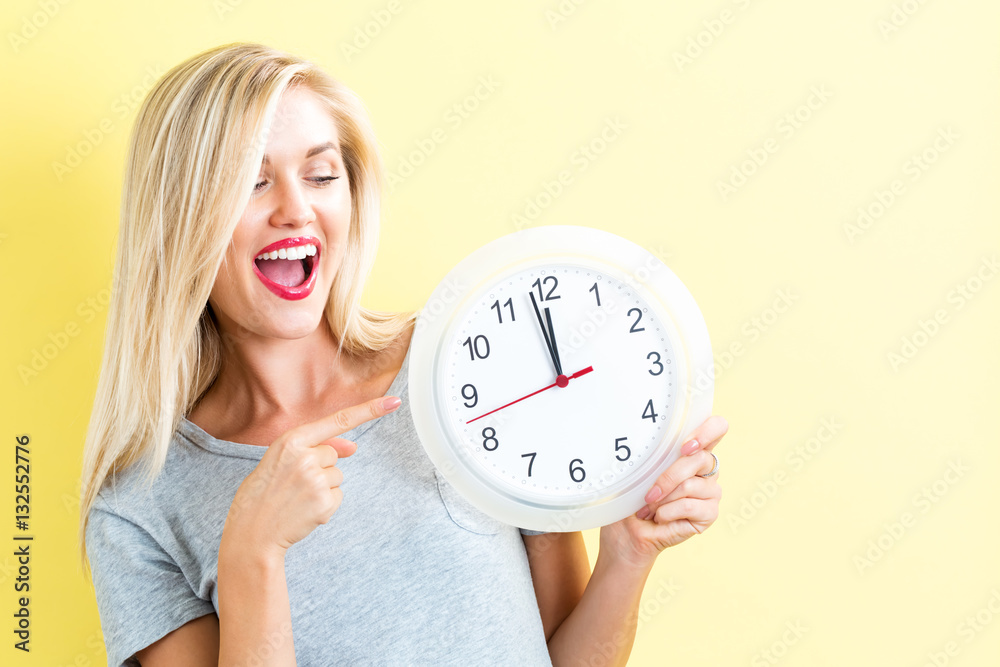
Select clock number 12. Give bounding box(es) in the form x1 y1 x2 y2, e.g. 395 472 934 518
531 276 560 301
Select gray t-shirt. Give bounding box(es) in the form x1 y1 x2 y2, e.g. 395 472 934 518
86 344 553 666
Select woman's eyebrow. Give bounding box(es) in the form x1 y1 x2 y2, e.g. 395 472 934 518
261 142 339 164
305 141 338 158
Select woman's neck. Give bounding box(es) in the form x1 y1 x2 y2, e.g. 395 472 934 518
187 319 412 446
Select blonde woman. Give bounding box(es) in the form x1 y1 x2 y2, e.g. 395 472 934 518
79 42 728 667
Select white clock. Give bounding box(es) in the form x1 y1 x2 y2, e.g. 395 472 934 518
408 225 713 532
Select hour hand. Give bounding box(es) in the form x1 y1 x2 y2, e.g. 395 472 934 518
529 291 560 376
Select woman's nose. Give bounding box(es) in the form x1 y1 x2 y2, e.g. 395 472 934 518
270 179 314 228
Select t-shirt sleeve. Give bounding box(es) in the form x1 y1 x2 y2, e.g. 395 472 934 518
519 527 549 536
86 495 216 667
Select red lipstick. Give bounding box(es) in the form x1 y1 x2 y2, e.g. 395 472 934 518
251 235 322 301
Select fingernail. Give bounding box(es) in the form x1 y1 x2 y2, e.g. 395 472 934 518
382 396 401 411
644 486 662 504
682 439 701 456
636 506 651 520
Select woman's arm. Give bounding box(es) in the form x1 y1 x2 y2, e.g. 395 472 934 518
523 532 591 641
217 536 296 666
527 533 652 667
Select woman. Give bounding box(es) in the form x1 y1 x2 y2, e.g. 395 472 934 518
79 42 728 666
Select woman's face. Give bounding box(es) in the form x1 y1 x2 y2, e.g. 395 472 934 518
208 86 351 340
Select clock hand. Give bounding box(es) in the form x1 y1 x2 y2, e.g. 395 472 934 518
529 291 561 377
544 306 563 377
465 365 594 424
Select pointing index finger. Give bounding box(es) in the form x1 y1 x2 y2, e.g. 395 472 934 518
291 396 402 448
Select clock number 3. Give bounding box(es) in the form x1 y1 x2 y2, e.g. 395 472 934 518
647 351 664 376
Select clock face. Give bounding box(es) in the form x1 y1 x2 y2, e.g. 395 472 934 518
439 262 678 505
409 225 713 532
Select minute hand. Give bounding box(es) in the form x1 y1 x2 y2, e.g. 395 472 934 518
529 291 562 376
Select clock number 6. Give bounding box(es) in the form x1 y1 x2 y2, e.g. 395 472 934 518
569 458 586 483
614 436 631 461
482 426 499 451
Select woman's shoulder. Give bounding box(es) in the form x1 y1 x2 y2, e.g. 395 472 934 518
89 425 199 522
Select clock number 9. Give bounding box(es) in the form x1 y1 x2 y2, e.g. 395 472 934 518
569 458 586 483
462 335 491 360
482 427 499 451
461 383 478 408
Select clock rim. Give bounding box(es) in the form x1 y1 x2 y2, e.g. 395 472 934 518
409 225 714 532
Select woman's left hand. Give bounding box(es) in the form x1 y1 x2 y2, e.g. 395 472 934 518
599 416 729 571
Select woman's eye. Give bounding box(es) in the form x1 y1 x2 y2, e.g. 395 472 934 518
253 175 338 193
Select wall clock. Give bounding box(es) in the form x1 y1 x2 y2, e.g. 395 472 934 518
408 225 713 532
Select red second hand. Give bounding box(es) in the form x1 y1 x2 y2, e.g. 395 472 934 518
465 366 594 424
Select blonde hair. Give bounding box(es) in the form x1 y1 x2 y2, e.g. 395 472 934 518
78 42 415 575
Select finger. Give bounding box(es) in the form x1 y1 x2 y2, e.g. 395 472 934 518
679 415 729 456
636 471 721 520
653 496 719 527
289 396 402 453
657 474 721 505
642 449 717 506
316 437 357 460
324 465 344 490
314 438 355 467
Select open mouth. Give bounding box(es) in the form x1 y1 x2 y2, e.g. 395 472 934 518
251 236 321 301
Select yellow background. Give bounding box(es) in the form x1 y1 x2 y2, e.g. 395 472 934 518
2 1 998 665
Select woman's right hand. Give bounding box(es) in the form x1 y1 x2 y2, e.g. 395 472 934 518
220 395 402 561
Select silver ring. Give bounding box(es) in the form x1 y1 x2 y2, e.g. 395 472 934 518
698 452 719 478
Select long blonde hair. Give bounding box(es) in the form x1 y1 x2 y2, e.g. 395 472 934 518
78 42 415 575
